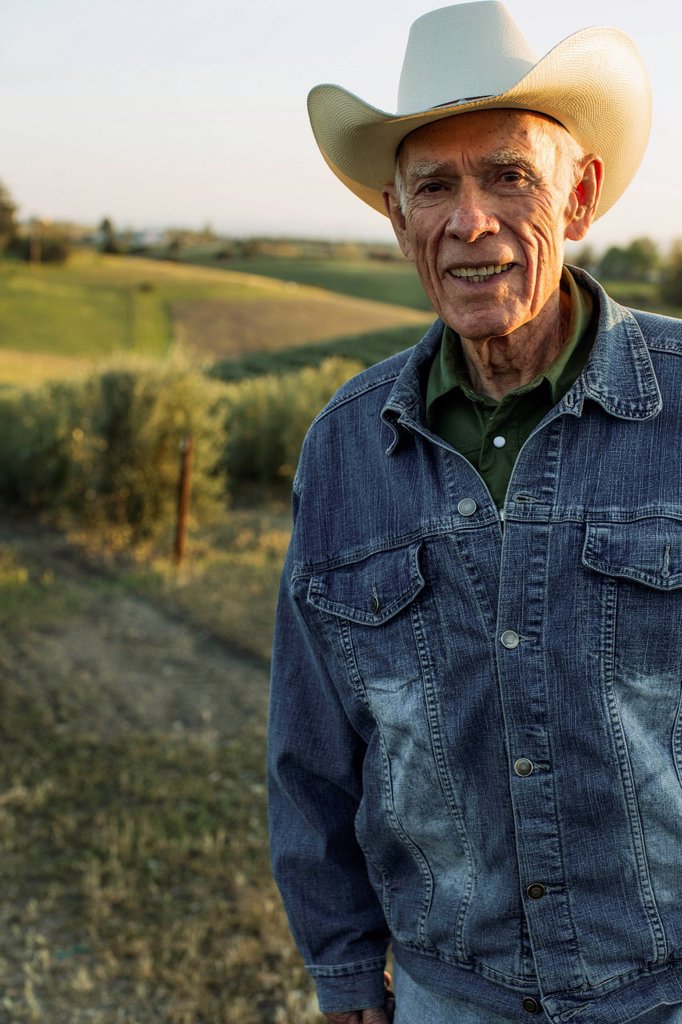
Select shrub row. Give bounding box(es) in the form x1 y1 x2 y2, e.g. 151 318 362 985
0 356 362 543
221 356 363 486
0 358 226 543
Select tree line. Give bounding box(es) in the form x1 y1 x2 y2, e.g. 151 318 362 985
567 237 682 306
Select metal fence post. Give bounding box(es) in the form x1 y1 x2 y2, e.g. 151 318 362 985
174 434 194 564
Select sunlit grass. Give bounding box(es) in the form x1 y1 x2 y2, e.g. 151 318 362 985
0 511 326 1023
0 252 431 379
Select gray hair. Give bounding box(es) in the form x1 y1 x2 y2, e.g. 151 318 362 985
394 159 408 215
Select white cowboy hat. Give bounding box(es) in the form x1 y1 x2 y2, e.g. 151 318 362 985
307 1 651 219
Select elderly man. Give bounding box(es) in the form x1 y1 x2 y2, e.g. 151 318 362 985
268 3 682 1023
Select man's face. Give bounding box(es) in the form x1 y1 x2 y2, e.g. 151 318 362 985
385 109 594 344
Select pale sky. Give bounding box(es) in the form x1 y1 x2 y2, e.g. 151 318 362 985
0 0 678 253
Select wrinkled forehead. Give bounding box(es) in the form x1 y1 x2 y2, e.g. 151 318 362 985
396 108 572 171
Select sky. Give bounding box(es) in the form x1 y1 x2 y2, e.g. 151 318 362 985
0 0 679 254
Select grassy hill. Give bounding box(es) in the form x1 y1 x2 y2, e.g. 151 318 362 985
2 249 678 390
194 254 432 311
0 251 431 384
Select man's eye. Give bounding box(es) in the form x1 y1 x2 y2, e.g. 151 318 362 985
500 171 524 184
419 182 444 194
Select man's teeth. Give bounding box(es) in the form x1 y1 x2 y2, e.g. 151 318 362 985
450 262 512 282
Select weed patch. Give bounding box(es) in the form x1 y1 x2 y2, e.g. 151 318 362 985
0 683 322 1022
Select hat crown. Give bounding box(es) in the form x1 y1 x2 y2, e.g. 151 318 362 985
397 1 537 114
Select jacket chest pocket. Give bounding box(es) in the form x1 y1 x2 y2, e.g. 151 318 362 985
582 517 682 681
306 542 426 696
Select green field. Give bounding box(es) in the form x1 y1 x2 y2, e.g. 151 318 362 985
196 255 432 311
0 251 431 384
0 252 171 358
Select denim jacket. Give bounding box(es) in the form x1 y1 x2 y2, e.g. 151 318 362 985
268 269 682 1024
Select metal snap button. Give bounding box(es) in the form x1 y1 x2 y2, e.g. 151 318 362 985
514 758 534 778
457 497 477 517
500 629 520 649
493 435 506 448
527 883 547 900
522 997 541 1014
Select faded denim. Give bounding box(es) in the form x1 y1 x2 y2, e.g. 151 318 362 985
393 964 682 1024
268 268 682 1024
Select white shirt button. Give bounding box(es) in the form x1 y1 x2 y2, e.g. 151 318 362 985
493 435 506 448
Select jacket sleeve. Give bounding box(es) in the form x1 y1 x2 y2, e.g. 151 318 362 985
267 485 390 1015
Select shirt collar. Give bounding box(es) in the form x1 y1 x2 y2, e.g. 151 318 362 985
382 266 662 446
425 267 593 416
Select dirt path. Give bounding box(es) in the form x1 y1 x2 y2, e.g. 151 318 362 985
0 517 279 1023
0 517 270 743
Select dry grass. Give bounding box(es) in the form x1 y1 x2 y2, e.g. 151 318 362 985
172 287 430 359
0 509 330 1023
0 348 95 386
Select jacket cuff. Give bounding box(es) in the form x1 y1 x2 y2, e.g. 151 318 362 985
310 958 387 1014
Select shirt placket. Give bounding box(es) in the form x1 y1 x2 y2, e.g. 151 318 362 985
476 396 521 508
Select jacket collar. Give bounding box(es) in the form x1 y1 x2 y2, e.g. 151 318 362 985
381 266 662 444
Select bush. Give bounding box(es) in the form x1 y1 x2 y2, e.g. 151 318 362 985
10 233 71 264
0 357 228 544
0 355 363 540
222 356 363 490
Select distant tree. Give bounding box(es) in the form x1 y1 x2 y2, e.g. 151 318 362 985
165 237 182 261
0 181 19 254
12 226 71 265
599 245 630 280
626 236 660 279
98 216 120 254
570 244 598 273
599 237 659 281
661 240 682 307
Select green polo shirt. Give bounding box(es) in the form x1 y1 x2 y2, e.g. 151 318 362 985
426 268 596 508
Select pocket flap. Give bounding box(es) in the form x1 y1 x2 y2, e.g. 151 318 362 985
307 543 424 624
583 520 682 591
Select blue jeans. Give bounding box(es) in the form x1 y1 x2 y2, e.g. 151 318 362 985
393 964 682 1024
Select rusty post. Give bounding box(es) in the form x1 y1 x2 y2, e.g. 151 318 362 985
174 433 194 565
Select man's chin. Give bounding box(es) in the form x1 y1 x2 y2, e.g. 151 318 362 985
434 289 525 337
440 312 524 343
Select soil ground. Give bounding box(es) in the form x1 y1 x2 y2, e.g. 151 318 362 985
0 515 287 1024
0 516 270 744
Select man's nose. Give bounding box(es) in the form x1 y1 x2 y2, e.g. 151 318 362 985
445 186 499 243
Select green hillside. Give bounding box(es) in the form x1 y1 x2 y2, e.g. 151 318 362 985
0 251 430 383
196 255 432 311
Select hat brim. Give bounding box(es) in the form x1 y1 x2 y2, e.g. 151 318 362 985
308 26 651 220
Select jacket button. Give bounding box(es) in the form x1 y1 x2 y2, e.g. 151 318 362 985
500 629 520 649
370 595 381 614
514 758 534 777
457 497 477 516
522 997 541 1014
527 883 547 900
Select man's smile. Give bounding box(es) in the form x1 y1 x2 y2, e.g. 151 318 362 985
447 261 513 283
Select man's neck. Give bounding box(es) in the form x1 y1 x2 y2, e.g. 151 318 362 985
459 286 571 402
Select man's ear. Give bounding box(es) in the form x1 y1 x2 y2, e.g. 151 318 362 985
383 186 414 261
565 156 604 242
